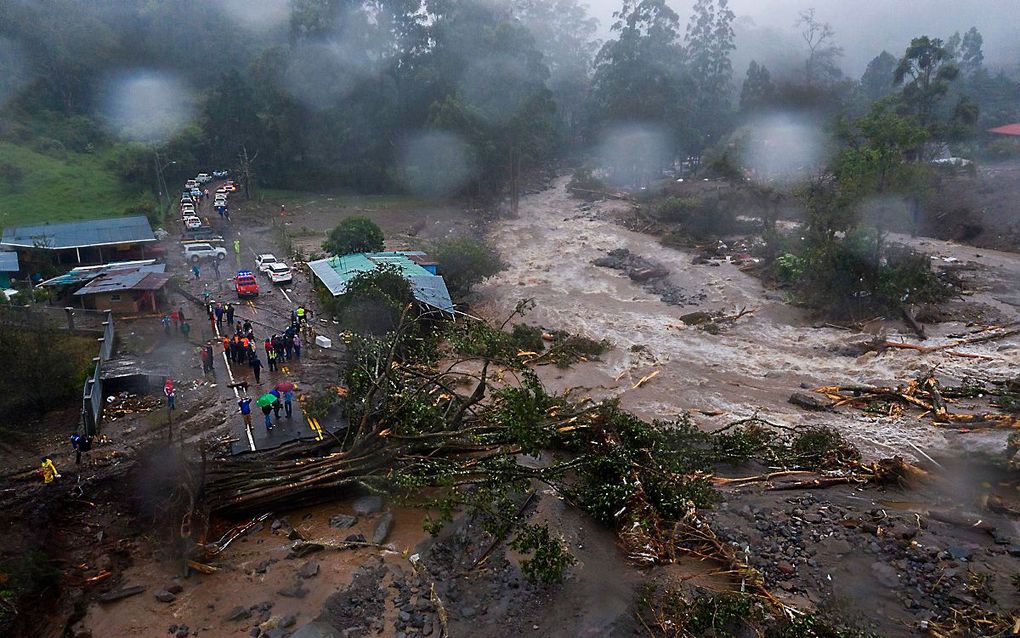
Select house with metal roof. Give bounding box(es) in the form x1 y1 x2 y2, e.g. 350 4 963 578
72 263 171 314
1 216 158 266
307 252 454 314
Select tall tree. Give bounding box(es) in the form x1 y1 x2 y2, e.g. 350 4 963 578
795 8 843 87
684 0 736 154
510 0 600 142
740 60 774 114
860 51 898 103
894 36 959 133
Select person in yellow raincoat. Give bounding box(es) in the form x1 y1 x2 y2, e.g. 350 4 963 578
40 456 60 483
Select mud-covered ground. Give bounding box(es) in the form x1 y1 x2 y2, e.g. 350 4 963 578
5 174 1020 638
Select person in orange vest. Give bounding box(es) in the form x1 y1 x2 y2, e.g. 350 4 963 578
40 456 60 483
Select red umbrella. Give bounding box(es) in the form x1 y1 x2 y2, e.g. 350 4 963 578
274 381 296 393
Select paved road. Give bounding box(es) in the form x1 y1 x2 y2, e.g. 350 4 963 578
178 178 337 454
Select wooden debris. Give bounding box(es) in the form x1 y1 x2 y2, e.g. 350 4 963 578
632 370 660 389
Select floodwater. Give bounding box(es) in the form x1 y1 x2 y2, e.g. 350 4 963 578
475 178 1020 459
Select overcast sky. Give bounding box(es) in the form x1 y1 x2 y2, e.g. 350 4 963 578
584 0 1020 77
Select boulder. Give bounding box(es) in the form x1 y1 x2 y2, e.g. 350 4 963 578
373 512 395 545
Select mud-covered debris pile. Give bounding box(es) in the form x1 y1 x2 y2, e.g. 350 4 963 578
593 248 707 306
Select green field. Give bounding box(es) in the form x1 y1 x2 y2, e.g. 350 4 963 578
0 142 137 229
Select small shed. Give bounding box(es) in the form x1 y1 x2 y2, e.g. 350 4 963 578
307 252 454 314
73 264 171 314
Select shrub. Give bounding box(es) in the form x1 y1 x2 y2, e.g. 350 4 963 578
432 237 504 297
774 253 806 285
652 195 739 239
323 216 384 256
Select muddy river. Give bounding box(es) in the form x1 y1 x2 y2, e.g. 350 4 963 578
475 178 1020 459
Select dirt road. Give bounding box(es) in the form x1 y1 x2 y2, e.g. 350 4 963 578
475 177 1020 459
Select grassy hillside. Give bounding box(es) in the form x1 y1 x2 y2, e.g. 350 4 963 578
0 142 137 229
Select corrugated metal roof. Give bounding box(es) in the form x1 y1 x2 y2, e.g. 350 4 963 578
0 251 19 272
1 216 155 249
74 264 168 296
38 260 159 288
408 275 454 313
308 252 454 313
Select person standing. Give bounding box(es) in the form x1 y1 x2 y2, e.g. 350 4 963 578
269 388 282 420
233 239 240 256
170 309 179 331
267 347 278 372
214 303 224 326
251 355 262 384
161 314 171 335
192 264 200 280
40 456 60 484
284 333 294 360
178 305 186 325
264 337 272 358
293 333 301 360
213 258 221 279
225 303 234 326
238 396 252 430
200 346 211 374
261 403 274 431
205 343 215 373
163 378 175 412
283 388 294 418
180 320 191 340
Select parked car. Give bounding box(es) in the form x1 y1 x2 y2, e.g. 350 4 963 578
185 179 198 189
255 254 278 273
183 216 203 230
190 188 202 199
213 170 229 179
196 173 212 184
183 243 227 262
235 270 259 298
265 262 293 284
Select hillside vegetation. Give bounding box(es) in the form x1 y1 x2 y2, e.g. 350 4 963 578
0 142 137 227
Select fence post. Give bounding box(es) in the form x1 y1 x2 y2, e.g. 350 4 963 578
65 306 75 330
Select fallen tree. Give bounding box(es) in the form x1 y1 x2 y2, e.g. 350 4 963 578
194 306 928 632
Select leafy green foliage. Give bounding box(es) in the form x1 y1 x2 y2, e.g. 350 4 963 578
509 523 576 585
329 265 416 337
323 216 385 256
432 237 504 297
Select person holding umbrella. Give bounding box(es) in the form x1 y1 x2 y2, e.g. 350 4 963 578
275 381 296 419
256 392 277 431
268 388 282 420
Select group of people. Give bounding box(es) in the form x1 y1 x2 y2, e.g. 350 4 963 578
238 384 295 432
161 306 191 338
264 328 301 371
207 300 235 328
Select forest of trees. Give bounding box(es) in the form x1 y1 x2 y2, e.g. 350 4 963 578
0 0 1018 200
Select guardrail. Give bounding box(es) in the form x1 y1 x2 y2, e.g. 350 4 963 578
82 310 114 437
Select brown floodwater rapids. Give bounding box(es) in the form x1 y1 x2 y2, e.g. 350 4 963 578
474 177 1020 459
